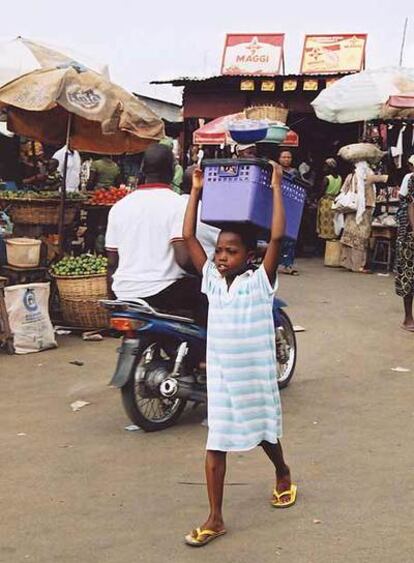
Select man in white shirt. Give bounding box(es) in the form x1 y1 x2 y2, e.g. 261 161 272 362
106 144 205 321
52 145 81 192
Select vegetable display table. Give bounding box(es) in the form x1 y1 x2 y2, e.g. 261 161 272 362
0 191 86 227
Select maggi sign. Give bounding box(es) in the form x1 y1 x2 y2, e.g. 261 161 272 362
221 34 285 76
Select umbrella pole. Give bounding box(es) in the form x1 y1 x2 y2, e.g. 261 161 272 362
58 114 73 257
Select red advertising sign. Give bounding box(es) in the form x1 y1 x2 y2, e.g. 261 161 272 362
221 34 285 76
300 34 367 74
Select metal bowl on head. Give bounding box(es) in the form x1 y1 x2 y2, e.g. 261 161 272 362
262 124 289 144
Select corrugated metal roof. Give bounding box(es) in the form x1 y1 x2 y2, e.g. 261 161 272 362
133 93 182 122
151 72 355 86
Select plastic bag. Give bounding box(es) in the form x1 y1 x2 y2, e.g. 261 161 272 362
332 190 358 214
4 282 57 354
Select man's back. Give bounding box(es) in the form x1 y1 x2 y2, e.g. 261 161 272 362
105 187 186 299
91 158 120 188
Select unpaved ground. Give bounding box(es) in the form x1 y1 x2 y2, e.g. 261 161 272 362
1 259 413 563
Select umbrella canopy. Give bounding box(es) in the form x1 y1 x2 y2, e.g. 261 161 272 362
0 36 109 87
193 113 244 145
193 113 299 146
312 67 414 123
0 66 165 154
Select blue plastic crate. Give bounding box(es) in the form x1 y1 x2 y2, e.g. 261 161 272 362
282 175 306 240
201 159 306 240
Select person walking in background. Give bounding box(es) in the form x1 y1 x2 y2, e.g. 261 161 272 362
340 163 387 273
182 162 297 548
395 155 414 331
278 150 299 275
317 158 343 241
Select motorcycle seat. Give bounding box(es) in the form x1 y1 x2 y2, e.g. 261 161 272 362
100 299 196 324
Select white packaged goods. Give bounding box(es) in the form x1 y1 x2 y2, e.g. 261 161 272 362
4 283 57 354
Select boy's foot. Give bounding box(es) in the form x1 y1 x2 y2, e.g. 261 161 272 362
200 517 225 533
185 517 226 547
185 527 227 547
401 321 414 332
272 469 297 508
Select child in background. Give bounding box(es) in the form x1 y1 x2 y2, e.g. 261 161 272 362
182 162 297 548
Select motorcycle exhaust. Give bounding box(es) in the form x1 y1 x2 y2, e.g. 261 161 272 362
160 378 206 403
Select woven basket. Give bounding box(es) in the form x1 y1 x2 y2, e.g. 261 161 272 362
60 297 109 329
53 274 108 300
0 198 79 226
245 105 289 124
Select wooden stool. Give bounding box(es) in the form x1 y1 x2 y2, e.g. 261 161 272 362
371 239 393 271
0 276 13 354
0 265 48 285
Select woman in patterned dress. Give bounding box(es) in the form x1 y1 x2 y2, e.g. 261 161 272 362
317 158 342 240
182 162 297 547
340 165 388 273
395 158 414 331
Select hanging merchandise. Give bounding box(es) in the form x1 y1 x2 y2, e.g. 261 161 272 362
391 125 406 169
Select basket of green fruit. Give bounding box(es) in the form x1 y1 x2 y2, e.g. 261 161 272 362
0 191 86 226
51 254 108 300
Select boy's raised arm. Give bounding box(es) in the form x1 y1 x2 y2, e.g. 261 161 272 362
182 168 208 274
263 162 286 284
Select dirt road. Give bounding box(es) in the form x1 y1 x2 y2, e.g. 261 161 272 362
1 259 413 563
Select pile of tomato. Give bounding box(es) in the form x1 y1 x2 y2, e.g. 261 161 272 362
89 186 130 206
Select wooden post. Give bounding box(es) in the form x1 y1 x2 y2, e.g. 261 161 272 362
57 113 73 257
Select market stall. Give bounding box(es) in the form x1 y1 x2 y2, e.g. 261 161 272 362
0 54 164 343
312 67 414 271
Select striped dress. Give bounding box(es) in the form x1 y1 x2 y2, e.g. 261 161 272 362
202 261 282 452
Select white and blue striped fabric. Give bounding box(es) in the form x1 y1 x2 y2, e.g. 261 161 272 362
202 261 282 452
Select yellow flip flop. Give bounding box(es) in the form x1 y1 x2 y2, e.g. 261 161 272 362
185 527 227 547
271 484 298 508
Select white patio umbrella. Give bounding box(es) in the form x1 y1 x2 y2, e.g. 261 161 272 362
312 67 414 123
0 36 109 88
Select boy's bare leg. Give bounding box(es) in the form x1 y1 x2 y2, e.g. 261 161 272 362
260 440 293 503
201 450 227 531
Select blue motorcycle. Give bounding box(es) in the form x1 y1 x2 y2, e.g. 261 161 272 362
101 297 296 432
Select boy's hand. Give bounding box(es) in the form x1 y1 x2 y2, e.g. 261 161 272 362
269 161 283 187
192 167 204 192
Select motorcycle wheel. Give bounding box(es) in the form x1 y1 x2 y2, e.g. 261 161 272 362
276 309 297 389
121 340 187 432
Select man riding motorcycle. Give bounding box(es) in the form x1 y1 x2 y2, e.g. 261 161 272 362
103 149 297 431
105 143 206 323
